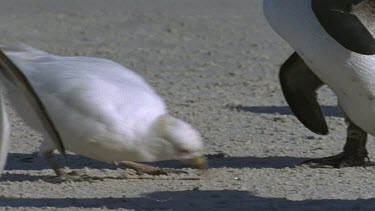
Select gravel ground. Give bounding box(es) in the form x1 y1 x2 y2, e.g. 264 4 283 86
1 0 375 210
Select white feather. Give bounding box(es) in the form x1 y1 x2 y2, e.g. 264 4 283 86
0 45 204 172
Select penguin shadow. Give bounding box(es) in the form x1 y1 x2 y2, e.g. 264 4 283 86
0 190 374 209
206 153 306 169
226 105 343 117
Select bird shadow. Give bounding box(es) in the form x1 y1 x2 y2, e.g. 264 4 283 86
6 153 372 182
0 190 374 210
4 153 306 172
4 153 117 171
227 105 343 117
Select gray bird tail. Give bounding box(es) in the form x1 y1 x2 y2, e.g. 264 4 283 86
0 48 66 156
0 91 10 178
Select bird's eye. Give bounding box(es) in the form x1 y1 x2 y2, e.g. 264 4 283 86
178 148 190 153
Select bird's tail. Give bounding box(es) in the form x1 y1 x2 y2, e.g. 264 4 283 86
0 91 10 178
0 43 50 61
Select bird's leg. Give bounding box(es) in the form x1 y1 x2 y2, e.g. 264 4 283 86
117 161 187 175
40 150 78 183
42 151 87 182
302 119 369 168
42 150 65 177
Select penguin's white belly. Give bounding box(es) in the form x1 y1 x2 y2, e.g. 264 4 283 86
263 0 375 135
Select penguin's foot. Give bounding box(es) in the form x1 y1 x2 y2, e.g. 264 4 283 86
301 150 369 168
302 118 370 168
117 161 187 175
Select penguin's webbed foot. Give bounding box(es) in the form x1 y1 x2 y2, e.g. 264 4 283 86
302 117 369 168
301 150 369 168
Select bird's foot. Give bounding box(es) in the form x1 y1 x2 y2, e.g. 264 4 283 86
301 151 369 168
45 170 83 183
117 161 187 176
135 167 187 176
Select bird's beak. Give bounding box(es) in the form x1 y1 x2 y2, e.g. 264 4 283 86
184 155 208 170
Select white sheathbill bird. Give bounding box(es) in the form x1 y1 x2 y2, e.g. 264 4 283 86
0 45 207 180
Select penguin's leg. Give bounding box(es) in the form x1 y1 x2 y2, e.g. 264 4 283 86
116 161 187 175
280 52 369 167
280 52 328 135
302 118 369 167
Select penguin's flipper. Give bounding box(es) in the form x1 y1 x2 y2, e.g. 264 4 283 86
0 49 66 156
280 52 328 135
0 91 10 177
312 0 375 55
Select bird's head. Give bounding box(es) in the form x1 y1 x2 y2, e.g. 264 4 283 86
149 114 207 169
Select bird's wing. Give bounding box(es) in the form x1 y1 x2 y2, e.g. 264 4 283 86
312 0 375 55
0 91 10 177
0 49 66 156
280 52 328 135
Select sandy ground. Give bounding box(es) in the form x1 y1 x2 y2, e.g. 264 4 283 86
1 0 375 210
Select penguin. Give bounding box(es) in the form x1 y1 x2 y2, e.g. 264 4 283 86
263 0 375 167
